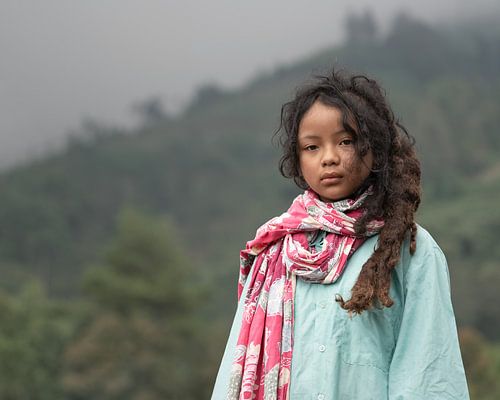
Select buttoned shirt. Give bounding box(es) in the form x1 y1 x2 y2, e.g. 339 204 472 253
211 225 470 399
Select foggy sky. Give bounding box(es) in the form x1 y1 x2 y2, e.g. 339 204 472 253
1 0 499 169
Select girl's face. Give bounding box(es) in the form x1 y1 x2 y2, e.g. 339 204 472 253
297 100 373 202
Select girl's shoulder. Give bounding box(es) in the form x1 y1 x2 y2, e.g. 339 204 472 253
397 224 451 288
402 223 446 260
357 224 444 264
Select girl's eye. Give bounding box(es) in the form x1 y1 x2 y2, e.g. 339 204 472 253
340 139 354 146
304 145 318 151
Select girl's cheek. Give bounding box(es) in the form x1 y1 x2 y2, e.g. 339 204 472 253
342 155 356 171
343 157 365 175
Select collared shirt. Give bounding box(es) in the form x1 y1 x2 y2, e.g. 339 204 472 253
211 225 470 399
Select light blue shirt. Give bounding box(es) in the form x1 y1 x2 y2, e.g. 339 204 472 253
211 225 470 399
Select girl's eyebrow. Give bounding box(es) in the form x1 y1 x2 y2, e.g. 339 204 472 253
299 134 321 140
299 129 349 140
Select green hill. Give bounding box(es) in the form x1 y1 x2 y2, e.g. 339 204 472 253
0 12 499 341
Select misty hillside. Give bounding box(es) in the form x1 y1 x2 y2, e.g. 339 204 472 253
0 13 499 342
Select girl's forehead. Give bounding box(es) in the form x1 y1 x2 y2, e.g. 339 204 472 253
300 101 343 126
298 101 358 136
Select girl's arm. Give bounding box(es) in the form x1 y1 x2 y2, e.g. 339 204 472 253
388 230 470 399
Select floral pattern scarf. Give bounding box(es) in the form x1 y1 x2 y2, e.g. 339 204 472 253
227 188 383 400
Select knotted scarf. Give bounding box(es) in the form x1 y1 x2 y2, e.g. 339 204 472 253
227 188 383 400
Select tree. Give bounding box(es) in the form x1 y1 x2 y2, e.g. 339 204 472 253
131 97 170 126
344 10 378 45
0 281 73 400
459 327 500 400
63 208 211 400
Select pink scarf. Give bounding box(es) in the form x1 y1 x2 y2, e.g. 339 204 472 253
227 188 383 400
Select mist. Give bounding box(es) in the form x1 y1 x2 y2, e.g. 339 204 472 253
1 0 499 168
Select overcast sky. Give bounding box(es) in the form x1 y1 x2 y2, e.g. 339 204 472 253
1 0 499 168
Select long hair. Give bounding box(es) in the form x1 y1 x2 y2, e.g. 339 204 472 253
274 67 421 314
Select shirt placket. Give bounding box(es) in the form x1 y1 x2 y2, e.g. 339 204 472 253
313 288 331 400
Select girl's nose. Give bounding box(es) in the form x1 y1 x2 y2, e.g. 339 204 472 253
321 146 340 166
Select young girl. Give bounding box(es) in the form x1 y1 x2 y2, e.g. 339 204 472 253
211 68 469 399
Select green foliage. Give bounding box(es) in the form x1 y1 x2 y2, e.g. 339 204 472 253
63 208 213 400
459 327 500 400
0 281 75 400
83 208 200 315
418 176 500 340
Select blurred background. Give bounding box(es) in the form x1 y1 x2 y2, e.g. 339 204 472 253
1 0 500 398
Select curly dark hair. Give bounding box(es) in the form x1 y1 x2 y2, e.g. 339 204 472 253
274 67 421 314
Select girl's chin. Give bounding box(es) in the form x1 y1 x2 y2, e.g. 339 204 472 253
318 194 348 203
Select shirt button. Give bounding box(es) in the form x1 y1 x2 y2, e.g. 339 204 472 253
318 344 326 352
318 301 327 309
317 394 325 400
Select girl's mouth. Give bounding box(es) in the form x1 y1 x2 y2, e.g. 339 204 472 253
320 172 342 183
321 176 342 184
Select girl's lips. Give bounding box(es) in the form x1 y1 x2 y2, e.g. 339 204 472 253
320 172 343 183
320 171 342 179
321 176 342 184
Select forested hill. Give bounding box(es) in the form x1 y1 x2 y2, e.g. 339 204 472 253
0 13 499 341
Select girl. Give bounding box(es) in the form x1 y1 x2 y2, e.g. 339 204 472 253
211 68 469 399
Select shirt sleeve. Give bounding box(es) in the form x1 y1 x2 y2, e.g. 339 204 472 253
388 235 470 399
